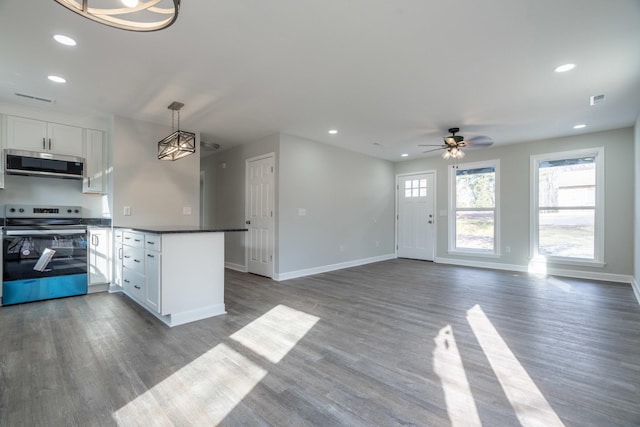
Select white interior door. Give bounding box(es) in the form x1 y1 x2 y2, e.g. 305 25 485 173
246 154 275 277
397 172 436 261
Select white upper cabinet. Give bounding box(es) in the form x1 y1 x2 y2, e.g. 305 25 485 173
83 129 105 194
5 115 84 157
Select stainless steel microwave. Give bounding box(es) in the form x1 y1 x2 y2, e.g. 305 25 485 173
5 149 84 180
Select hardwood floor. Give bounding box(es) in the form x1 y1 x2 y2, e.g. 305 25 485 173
1 259 639 426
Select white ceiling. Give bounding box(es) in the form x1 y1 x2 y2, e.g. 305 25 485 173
1 1 639 161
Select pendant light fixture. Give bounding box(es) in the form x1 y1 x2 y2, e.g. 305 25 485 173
54 0 181 32
157 101 196 161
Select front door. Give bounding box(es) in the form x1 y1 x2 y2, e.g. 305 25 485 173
246 153 275 277
397 172 436 261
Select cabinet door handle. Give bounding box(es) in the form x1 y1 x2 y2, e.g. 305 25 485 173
134 259 141 263
124 255 131 259
147 254 155 258
134 239 141 242
146 241 154 245
124 279 130 283
134 285 141 290
42 137 46 150
88 177 91 187
48 138 52 150
118 248 123 259
124 237 131 240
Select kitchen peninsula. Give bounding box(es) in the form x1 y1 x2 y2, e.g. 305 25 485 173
115 226 246 327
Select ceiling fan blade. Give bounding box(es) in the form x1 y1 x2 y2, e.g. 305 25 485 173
422 147 444 153
466 135 494 147
418 144 446 147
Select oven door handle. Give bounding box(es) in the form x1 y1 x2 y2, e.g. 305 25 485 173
4 229 86 236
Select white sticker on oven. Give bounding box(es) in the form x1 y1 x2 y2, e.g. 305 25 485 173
34 248 56 272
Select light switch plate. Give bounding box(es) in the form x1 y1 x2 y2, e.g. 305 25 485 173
183 206 192 215
123 206 131 216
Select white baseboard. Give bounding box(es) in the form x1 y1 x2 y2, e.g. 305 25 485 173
225 262 247 272
161 303 226 327
88 284 109 294
108 283 123 294
274 253 396 281
435 256 634 284
632 278 640 305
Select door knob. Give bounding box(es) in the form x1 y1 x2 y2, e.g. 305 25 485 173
245 220 251 225
428 220 433 224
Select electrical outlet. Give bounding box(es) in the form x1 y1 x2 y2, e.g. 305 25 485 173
123 206 131 216
505 246 511 253
183 206 192 215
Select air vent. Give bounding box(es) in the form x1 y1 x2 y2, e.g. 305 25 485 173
590 94 605 106
15 92 55 103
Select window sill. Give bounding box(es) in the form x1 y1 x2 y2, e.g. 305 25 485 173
529 256 606 268
448 250 501 259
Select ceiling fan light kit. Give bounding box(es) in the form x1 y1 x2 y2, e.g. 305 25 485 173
419 127 493 167
54 0 181 32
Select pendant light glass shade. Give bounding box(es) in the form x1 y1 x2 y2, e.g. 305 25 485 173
54 0 180 32
158 101 196 161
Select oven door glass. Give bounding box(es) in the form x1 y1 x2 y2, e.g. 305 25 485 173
3 231 88 281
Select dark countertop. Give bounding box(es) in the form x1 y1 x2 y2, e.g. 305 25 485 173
84 218 112 226
117 226 247 234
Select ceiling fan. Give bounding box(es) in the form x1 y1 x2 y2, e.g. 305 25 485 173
419 127 494 160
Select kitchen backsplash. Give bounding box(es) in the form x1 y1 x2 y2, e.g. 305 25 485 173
0 174 109 218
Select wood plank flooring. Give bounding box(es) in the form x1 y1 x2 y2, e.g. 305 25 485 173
1 259 639 426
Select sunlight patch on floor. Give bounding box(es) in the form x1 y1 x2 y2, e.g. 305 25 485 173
433 325 481 427
230 304 320 363
528 257 548 276
114 343 267 425
466 304 565 427
547 277 572 292
115 304 319 424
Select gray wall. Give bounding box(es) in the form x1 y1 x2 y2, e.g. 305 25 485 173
200 134 279 267
395 127 634 277
634 116 640 299
112 116 200 227
201 133 395 276
278 134 396 274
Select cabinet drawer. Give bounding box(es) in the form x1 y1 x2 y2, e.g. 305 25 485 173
123 245 145 273
114 229 123 244
123 231 144 248
144 233 161 251
122 269 144 302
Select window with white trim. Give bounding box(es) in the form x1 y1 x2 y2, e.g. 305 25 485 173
449 160 500 255
530 148 604 265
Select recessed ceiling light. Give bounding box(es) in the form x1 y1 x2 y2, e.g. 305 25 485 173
554 63 575 73
401 153 409 157
121 0 139 6
328 129 338 135
573 124 586 129
53 34 76 46
48 75 66 83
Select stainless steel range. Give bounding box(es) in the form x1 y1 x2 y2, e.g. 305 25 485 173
2 204 88 305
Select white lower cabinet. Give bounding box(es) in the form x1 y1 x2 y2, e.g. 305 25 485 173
145 245 161 313
121 230 161 314
116 228 226 327
88 227 111 287
113 230 124 288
